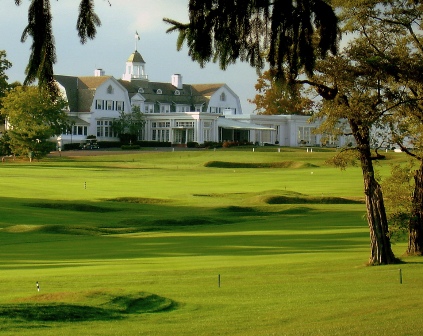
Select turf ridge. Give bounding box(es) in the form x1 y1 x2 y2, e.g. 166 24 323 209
204 160 318 168
0 292 177 322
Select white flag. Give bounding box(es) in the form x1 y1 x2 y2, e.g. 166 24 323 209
135 31 140 40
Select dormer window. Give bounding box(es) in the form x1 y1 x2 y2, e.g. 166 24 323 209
220 92 226 101
107 85 114 94
138 88 144 93
174 90 180 95
156 89 162 95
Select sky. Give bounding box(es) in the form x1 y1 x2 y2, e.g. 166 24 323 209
0 0 260 114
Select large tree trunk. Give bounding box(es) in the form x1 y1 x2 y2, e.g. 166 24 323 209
350 119 397 265
408 162 423 255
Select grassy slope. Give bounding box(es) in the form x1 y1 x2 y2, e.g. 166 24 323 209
0 148 422 335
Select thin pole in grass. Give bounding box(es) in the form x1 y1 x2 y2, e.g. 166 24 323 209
218 274 221 288
399 269 403 284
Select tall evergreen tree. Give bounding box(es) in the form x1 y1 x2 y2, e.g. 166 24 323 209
14 0 101 94
164 0 339 82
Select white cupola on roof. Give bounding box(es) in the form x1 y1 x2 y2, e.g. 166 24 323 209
122 50 148 82
172 74 183 89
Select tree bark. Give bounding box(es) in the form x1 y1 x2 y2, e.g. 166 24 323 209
350 119 398 265
408 162 423 255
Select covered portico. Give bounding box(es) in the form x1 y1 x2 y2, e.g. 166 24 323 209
217 117 275 144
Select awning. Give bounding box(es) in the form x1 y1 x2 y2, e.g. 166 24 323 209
67 116 90 125
217 118 275 131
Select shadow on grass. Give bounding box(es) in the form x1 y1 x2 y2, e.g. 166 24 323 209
25 201 120 213
264 195 364 205
204 160 318 169
0 292 177 323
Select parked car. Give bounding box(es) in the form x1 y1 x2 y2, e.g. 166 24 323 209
80 139 99 150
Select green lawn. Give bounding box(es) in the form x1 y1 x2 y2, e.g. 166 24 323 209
0 148 422 335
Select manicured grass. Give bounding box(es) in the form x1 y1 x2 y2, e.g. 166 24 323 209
0 148 422 335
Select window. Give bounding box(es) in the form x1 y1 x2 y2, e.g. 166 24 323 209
138 88 144 93
107 85 114 94
203 129 211 141
176 121 194 128
160 104 170 113
298 126 316 145
156 89 162 94
174 90 180 95
72 125 87 136
97 120 115 138
144 104 154 113
195 105 202 112
116 101 124 111
96 100 103 110
220 92 226 101
152 121 170 128
176 105 190 112
106 100 114 110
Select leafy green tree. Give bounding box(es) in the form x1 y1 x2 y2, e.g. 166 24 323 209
297 36 400 264
0 50 12 129
112 105 145 143
382 162 415 242
334 0 423 255
0 86 68 160
0 50 12 100
248 69 315 115
164 0 339 82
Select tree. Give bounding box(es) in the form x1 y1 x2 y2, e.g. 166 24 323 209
111 105 145 143
334 0 423 255
14 0 102 94
297 37 400 264
0 86 68 160
0 50 12 127
0 50 12 100
248 69 315 115
164 0 339 82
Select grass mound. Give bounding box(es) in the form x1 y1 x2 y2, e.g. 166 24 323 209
0 303 119 322
118 216 229 231
204 161 318 168
1 291 176 322
218 206 266 216
105 197 171 204
264 195 364 204
25 202 118 213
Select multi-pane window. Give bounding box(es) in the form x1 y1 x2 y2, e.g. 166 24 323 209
144 104 154 113
116 101 124 111
160 104 170 113
72 125 88 136
96 100 103 109
176 121 194 127
298 126 316 144
176 105 190 112
106 100 114 110
220 92 226 101
97 120 114 138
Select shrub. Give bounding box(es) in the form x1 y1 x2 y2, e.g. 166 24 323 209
135 141 171 148
187 142 199 148
63 143 81 150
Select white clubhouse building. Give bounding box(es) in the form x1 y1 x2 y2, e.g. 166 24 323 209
53 49 351 148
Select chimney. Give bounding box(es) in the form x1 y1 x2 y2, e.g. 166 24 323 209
94 69 105 77
172 74 183 89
